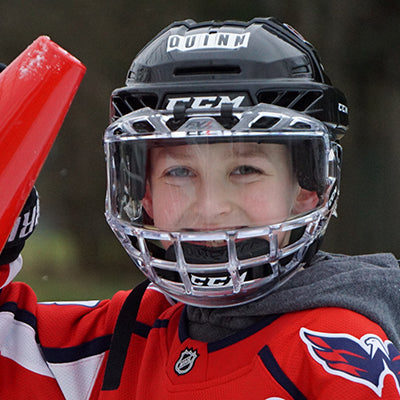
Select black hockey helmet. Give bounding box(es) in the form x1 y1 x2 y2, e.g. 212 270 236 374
105 18 347 307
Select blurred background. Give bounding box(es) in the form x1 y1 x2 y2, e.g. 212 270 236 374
1 0 399 300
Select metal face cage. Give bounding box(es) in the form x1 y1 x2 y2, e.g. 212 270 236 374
104 104 341 307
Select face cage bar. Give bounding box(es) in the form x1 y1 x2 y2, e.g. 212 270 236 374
104 103 332 143
105 179 336 308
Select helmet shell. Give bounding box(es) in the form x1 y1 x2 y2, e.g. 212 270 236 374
111 18 348 138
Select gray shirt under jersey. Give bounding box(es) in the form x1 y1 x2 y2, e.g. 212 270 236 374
186 251 400 347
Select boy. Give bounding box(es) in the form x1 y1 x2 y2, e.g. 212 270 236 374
1 18 400 399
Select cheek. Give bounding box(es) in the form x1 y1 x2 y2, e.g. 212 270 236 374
238 183 296 224
151 185 192 230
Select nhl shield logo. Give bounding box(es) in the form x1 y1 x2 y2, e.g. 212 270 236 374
174 347 199 375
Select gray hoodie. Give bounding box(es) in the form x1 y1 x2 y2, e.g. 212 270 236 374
186 251 400 347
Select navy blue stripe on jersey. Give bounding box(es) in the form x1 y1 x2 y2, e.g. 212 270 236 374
42 334 112 363
208 314 282 352
133 320 152 338
178 308 188 343
102 279 150 391
178 307 282 351
154 318 169 329
258 345 307 400
132 318 169 339
0 301 37 330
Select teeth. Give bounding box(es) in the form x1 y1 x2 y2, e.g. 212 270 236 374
209 241 226 247
189 240 226 247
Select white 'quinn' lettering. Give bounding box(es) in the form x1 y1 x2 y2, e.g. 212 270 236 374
167 32 250 52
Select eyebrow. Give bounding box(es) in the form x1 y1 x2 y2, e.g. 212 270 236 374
230 145 271 158
156 143 272 160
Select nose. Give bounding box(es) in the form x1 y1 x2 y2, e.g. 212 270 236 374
192 178 234 228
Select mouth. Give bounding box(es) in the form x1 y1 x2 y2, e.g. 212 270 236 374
165 237 270 264
182 225 248 233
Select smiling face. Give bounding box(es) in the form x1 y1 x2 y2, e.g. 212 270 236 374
142 142 319 241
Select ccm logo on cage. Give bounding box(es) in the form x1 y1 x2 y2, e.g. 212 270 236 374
167 32 250 52
166 95 245 110
191 272 247 287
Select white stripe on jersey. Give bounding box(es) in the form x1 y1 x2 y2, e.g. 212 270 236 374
47 352 106 400
0 310 54 377
40 300 100 307
1 256 23 289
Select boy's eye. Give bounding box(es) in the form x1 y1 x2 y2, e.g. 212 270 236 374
165 166 194 178
232 165 262 175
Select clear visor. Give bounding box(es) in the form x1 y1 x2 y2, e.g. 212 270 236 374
105 105 334 233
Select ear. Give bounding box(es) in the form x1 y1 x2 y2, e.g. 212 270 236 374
141 182 154 219
293 188 320 214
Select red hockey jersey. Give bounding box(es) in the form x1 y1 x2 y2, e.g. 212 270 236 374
0 258 399 399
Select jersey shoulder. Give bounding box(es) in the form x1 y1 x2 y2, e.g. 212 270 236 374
272 307 400 399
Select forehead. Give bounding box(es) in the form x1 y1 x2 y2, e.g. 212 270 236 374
150 141 289 161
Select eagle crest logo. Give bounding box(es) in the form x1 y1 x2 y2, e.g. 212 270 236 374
300 327 400 396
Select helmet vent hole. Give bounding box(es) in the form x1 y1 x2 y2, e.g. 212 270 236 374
291 65 311 76
257 91 279 104
251 116 280 129
141 95 158 109
290 121 312 130
291 91 322 111
112 97 134 118
174 65 241 76
131 121 155 133
258 90 299 108
124 95 158 110
257 90 323 112
277 91 300 107
166 118 188 131
111 94 159 119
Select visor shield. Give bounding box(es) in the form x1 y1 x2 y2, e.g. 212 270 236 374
104 104 340 307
